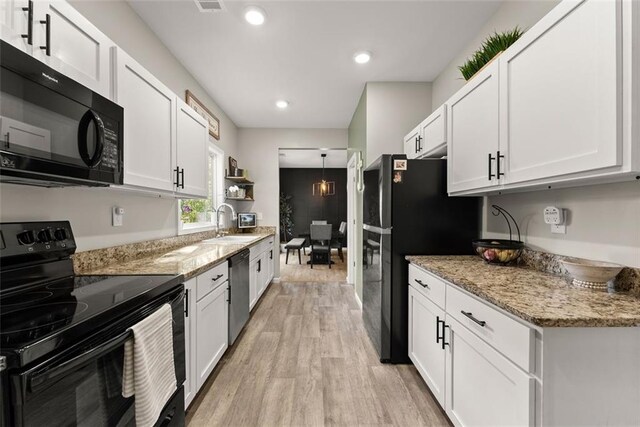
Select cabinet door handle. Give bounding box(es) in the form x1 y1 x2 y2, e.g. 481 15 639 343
39 14 51 56
174 167 180 188
496 150 505 178
461 310 486 327
184 289 189 317
211 274 223 282
417 135 423 152
442 323 450 350
257 259 261 273
415 137 419 154
269 250 273 260
436 316 442 345
179 168 185 189
488 153 496 180
415 279 429 289
21 0 33 45
227 283 231 304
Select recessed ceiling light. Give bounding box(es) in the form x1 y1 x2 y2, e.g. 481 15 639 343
244 6 266 25
353 51 372 64
276 100 289 109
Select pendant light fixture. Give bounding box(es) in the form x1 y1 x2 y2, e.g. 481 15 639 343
312 153 335 196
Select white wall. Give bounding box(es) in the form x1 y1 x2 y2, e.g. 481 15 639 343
236 128 348 277
0 0 237 251
485 182 640 268
432 0 640 268
365 82 432 167
431 0 560 107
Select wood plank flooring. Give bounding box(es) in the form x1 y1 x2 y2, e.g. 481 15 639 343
279 251 348 283
186 281 450 427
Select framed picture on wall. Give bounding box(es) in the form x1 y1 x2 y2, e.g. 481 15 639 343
228 156 238 176
185 90 220 140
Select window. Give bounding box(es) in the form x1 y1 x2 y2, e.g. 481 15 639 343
178 141 225 233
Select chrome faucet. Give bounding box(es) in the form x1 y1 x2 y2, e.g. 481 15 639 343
213 203 237 237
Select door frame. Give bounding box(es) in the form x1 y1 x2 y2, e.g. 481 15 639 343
347 153 357 285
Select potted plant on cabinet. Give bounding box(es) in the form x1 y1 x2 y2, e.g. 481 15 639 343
458 27 524 81
279 192 294 251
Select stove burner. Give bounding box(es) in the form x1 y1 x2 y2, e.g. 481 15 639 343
1 291 54 306
1 302 89 334
46 281 75 291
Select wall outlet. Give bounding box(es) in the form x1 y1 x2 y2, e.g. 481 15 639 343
551 224 566 234
112 206 124 227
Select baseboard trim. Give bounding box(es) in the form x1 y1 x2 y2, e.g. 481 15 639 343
354 288 363 310
272 277 281 283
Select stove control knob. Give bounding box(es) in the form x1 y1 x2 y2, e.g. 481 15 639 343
54 228 68 241
17 230 36 246
37 228 54 243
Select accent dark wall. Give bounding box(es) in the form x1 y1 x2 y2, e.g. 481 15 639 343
279 168 347 241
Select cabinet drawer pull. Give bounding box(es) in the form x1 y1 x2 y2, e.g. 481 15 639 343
461 310 486 327
415 279 429 289
211 274 224 282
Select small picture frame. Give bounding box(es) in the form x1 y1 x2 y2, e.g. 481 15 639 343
228 157 238 176
186 90 220 140
393 159 407 170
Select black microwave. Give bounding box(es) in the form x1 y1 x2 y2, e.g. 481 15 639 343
0 40 123 187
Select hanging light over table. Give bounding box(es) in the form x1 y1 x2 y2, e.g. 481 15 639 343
312 153 335 196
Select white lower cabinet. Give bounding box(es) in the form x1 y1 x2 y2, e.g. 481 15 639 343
183 278 197 408
445 317 533 427
250 238 275 310
249 256 259 310
408 286 446 407
195 278 228 390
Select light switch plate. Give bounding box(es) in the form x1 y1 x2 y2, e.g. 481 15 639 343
112 206 124 227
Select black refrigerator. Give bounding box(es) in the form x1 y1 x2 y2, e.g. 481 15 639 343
362 155 480 363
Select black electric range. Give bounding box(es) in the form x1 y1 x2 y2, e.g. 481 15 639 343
0 221 186 427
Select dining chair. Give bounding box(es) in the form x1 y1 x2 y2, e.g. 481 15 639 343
331 221 347 262
311 220 327 225
310 224 332 269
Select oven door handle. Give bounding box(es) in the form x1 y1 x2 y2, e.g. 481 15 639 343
78 109 105 168
28 329 131 393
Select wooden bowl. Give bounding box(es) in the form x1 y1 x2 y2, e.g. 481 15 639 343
560 257 624 290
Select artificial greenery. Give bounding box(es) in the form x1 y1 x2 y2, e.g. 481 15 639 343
279 192 294 241
459 27 524 81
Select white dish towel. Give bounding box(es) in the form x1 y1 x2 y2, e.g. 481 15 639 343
122 303 177 427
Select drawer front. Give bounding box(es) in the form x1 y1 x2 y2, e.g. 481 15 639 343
446 285 533 371
196 261 229 301
408 264 446 309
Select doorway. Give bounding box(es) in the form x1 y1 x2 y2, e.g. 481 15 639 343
278 148 348 282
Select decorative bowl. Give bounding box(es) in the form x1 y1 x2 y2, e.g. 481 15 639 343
472 239 524 265
560 257 624 290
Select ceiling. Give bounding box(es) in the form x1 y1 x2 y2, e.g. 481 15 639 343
279 149 347 168
129 0 502 128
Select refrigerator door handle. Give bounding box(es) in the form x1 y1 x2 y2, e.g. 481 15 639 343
363 224 392 235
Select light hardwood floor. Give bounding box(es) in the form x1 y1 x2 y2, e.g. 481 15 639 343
186 281 451 427
279 251 348 283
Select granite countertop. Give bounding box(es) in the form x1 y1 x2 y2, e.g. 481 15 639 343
406 255 640 328
77 233 274 280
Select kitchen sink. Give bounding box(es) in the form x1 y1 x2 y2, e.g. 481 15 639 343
202 235 258 244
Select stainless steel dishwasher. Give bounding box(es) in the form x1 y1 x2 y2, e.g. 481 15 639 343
228 249 250 345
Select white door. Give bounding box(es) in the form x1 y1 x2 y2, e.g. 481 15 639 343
408 286 446 407
447 59 501 194
419 105 447 158
249 257 258 310
113 47 176 193
346 154 357 285
1 0 35 55
445 317 533 427
183 278 197 408
500 0 621 185
176 98 208 198
32 0 112 97
195 280 228 390
403 125 421 160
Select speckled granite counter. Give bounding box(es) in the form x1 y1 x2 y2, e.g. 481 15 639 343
406 255 640 328
74 231 275 280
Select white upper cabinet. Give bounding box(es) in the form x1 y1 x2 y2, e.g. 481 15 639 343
112 47 177 193
500 0 621 185
447 59 500 194
403 124 421 160
419 105 447 158
1 0 35 55
32 0 113 98
176 98 208 198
